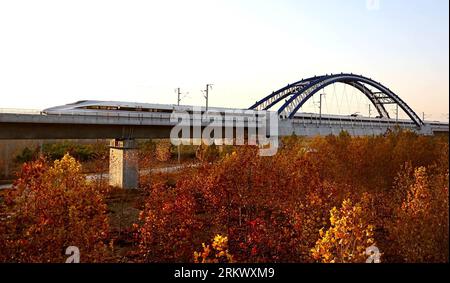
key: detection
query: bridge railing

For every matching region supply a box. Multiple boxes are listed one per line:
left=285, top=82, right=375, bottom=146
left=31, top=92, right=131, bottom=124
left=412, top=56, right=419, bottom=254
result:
left=1, top=107, right=427, bottom=131
left=292, top=114, right=418, bottom=130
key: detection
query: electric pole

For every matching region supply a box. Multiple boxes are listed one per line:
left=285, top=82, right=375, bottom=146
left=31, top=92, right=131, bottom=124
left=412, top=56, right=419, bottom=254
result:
left=175, top=87, right=188, bottom=164
left=319, top=93, right=325, bottom=124
left=203, top=84, right=213, bottom=111
left=368, top=104, right=372, bottom=118
left=176, top=87, right=181, bottom=106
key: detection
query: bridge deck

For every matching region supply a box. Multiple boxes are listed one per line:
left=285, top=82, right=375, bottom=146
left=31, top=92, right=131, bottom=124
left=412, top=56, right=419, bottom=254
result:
left=0, top=112, right=447, bottom=140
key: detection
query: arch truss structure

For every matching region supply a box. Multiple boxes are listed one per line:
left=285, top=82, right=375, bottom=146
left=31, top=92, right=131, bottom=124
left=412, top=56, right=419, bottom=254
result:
left=249, top=74, right=424, bottom=127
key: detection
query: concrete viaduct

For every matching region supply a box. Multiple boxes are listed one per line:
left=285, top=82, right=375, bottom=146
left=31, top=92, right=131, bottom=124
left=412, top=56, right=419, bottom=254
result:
left=1, top=74, right=448, bottom=189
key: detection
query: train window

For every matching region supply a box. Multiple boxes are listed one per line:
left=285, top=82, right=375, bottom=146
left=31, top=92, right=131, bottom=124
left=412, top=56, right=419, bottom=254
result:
left=79, top=105, right=172, bottom=113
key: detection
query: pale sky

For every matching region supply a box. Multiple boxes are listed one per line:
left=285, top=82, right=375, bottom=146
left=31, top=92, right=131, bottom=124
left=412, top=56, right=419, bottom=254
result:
left=0, top=0, right=448, bottom=121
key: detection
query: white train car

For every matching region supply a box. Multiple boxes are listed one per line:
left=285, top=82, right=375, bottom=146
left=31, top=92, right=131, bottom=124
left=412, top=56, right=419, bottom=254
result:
left=42, top=100, right=422, bottom=129
left=43, top=100, right=177, bottom=116
left=42, top=100, right=266, bottom=119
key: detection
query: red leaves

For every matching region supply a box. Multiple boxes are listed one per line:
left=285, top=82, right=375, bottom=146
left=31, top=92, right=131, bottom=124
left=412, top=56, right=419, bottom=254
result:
left=133, top=133, right=448, bottom=263
left=0, top=154, right=110, bottom=263
left=134, top=182, right=203, bottom=263
left=1, top=130, right=447, bottom=263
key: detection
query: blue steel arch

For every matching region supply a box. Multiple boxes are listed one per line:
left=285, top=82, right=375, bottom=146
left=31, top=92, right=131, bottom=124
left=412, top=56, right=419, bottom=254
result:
left=249, top=74, right=423, bottom=127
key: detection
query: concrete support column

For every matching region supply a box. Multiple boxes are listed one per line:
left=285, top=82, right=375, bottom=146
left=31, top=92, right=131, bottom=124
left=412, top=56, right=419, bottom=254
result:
left=109, top=139, right=139, bottom=189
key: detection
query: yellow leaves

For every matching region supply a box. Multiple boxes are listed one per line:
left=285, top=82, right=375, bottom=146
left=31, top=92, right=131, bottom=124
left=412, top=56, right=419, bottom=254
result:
left=366, top=225, right=375, bottom=238
left=49, top=154, right=82, bottom=179
left=193, top=251, right=201, bottom=263
left=2, top=153, right=109, bottom=263
left=212, top=234, right=228, bottom=252
left=193, top=244, right=212, bottom=263
left=45, top=153, right=86, bottom=191
left=329, top=206, right=339, bottom=226
left=388, top=165, right=449, bottom=263
left=401, top=167, right=432, bottom=216
left=155, top=140, right=172, bottom=162
left=194, top=234, right=234, bottom=263
left=133, top=133, right=448, bottom=263
left=319, top=228, right=324, bottom=237
left=311, top=197, right=378, bottom=263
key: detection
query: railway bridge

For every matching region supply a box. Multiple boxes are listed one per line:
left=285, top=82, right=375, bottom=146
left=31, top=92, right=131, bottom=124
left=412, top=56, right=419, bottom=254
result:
left=1, top=74, right=448, bottom=188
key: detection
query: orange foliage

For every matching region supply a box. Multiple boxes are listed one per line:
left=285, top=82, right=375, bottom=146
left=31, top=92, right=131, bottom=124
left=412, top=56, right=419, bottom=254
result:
left=194, top=234, right=234, bottom=263
left=132, top=130, right=448, bottom=263
left=388, top=167, right=449, bottom=262
left=195, top=143, right=220, bottom=162
left=155, top=140, right=172, bottom=162
left=311, top=196, right=376, bottom=263
left=1, top=130, right=447, bottom=263
left=0, top=154, right=109, bottom=263
left=133, top=182, right=202, bottom=262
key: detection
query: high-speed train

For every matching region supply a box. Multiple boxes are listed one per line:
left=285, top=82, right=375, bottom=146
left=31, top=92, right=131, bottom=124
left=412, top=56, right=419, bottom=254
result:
left=43, top=100, right=189, bottom=115
left=42, top=100, right=424, bottom=128
left=42, top=100, right=261, bottom=119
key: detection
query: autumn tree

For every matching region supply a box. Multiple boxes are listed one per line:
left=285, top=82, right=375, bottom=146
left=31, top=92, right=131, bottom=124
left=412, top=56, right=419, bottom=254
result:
left=388, top=167, right=449, bottom=262
left=195, top=143, right=220, bottom=163
left=134, top=182, right=202, bottom=262
left=155, top=140, right=173, bottom=162
left=0, top=154, right=109, bottom=263
left=311, top=197, right=377, bottom=263
left=132, top=131, right=448, bottom=263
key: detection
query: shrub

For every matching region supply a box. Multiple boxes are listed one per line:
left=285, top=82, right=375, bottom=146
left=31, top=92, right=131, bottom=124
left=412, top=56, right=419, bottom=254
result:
left=0, top=154, right=110, bottom=263
left=194, top=235, right=234, bottom=263
left=134, top=182, right=202, bottom=262
left=14, top=147, right=39, bottom=164
left=195, top=143, right=220, bottom=162
left=42, top=141, right=106, bottom=162
left=388, top=167, right=449, bottom=262
left=155, top=140, right=173, bottom=162
left=311, top=197, right=376, bottom=263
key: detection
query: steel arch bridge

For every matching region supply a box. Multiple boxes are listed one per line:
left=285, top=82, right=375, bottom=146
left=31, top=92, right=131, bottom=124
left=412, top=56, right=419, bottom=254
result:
left=249, top=73, right=424, bottom=127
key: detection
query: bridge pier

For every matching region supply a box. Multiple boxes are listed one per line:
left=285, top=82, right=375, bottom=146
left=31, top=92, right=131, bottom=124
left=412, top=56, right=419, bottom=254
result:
left=109, top=139, right=139, bottom=189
